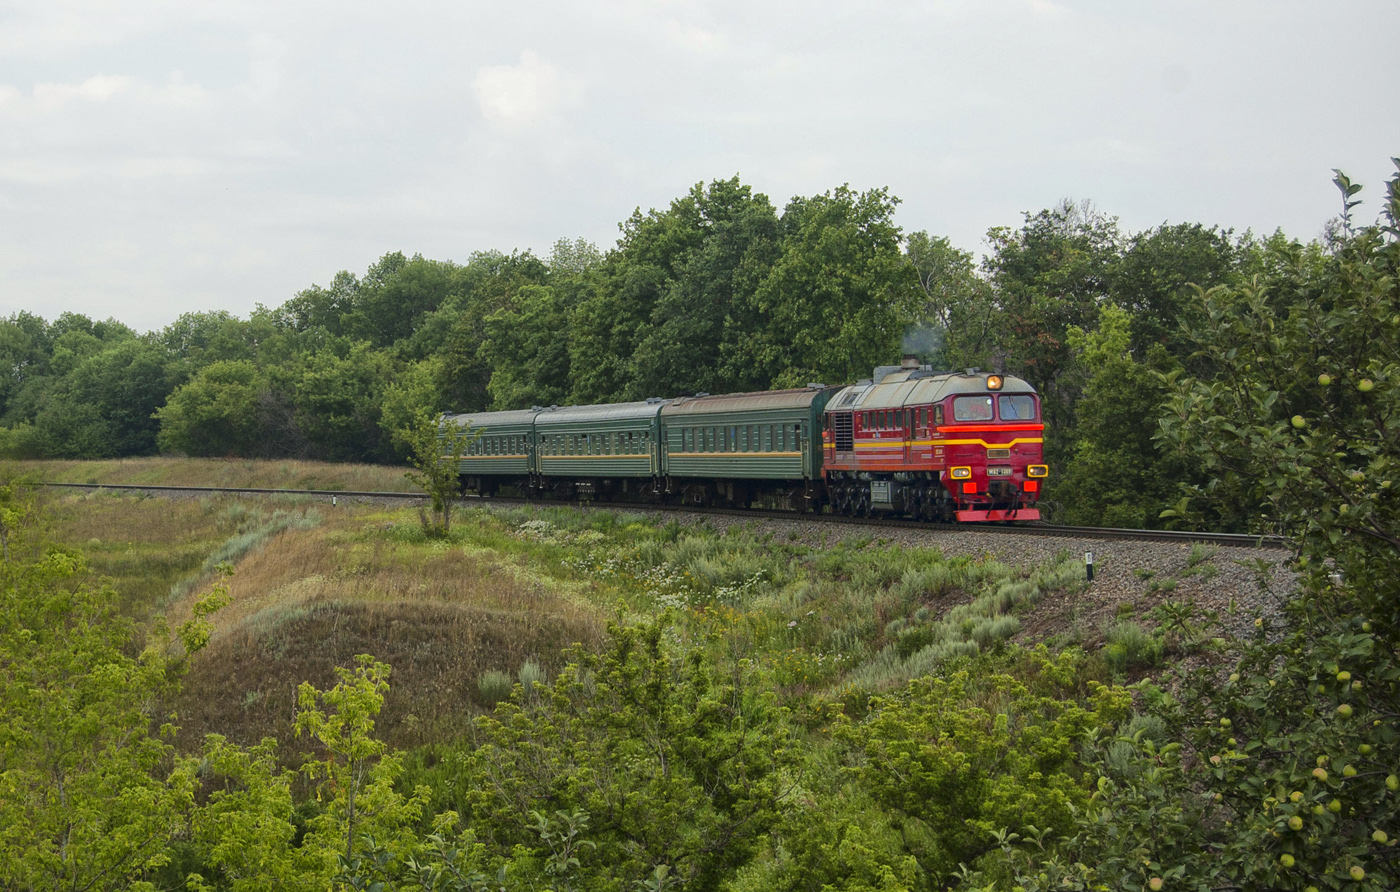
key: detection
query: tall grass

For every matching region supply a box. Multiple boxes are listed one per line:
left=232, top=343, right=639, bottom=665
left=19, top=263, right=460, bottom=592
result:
left=167, top=507, right=321, bottom=603
left=18, top=456, right=419, bottom=492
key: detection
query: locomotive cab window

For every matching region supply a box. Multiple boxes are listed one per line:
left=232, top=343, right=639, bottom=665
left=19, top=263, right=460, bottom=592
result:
left=999, top=395, right=1036, bottom=420
left=953, top=396, right=994, bottom=422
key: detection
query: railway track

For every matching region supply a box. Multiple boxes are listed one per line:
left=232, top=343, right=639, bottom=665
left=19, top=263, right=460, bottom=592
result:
left=41, top=481, right=1289, bottom=549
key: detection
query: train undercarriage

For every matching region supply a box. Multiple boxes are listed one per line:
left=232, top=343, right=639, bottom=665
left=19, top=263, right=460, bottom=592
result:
left=824, top=471, right=1040, bottom=522
left=460, top=472, right=1036, bottom=522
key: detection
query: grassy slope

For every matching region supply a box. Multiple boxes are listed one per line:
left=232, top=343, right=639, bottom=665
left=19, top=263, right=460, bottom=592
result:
left=18, top=456, right=418, bottom=492
left=34, top=459, right=1215, bottom=760
left=40, top=486, right=604, bottom=754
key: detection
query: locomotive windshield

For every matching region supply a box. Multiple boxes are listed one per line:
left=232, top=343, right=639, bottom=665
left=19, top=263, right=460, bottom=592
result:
left=953, top=396, right=994, bottom=421
left=998, top=394, right=1036, bottom=420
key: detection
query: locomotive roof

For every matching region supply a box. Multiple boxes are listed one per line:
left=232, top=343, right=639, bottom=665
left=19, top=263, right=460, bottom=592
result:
left=662, top=387, right=833, bottom=417
left=825, top=370, right=1036, bottom=413
left=533, top=400, right=669, bottom=426
left=442, top=408, right=540, bottom=429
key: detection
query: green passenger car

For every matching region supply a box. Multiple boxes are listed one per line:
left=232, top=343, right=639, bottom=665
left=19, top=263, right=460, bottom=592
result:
left=442, top=408, right=538, bottom=494
left=659, top=386, right=837, bottom=509
left=534, top=400, right=669, bottom=499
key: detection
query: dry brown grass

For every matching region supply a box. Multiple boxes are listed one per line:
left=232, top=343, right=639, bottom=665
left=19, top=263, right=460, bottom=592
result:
left=43, top=490, right=244, bottom=616
left=167, top=511, right=605, bottom=754
left=20, top=457, right=417, bottom=492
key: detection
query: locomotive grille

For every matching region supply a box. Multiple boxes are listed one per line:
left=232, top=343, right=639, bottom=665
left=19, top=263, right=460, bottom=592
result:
left=986, top=448, right=1011, bottom=459
left=833, top=413, right=854, bottom=452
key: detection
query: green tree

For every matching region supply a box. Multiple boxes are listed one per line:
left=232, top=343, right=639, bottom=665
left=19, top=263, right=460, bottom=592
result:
left=295, top=656, right=428, bottom=869
left=630, top=177, right=781, bottom=398
left=401, top=413, right=476, bottom=536
left=740, top=185, right=920, bottom=388
left=904, top=231, right=997, bottom=370
left=156, top=360, right=267, bottom=457
left=269, top=341, right=396, bottom=462
left=1053, top=304, right=1184, bottom=527
left=981, top=200, right=1123, bottom=464
left=1112, top=222, right=1239, bottom=361
left=458, top=619, right=797, bottom=891
left=480, top=284, right=575, bottom=409
left=186, top=735, right=326, bottom=892
left=842, top=654, right=1130, bottom=885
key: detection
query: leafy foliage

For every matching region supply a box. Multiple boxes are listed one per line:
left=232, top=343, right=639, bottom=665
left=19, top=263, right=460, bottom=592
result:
left=455, top=618, right=798, bottom=891
left=0, top=503, right=227, bottom=891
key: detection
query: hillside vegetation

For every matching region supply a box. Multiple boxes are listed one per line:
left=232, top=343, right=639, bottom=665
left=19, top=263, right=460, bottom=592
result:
left=1, top=164, right=1397, bottom=890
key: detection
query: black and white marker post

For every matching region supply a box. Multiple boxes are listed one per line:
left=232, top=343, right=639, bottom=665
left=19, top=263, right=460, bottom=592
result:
left=1085, top=551, right=1095, bottom=582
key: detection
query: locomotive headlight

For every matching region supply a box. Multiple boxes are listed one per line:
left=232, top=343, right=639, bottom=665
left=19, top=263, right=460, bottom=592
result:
left=1027, top=464, right=1049, bottom=478
left=950, top=466, right=972, bottom=479
left=986, top=375, right=1004, bottom=390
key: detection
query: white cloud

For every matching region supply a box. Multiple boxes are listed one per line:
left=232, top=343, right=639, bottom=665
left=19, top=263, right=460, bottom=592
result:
left=664, top=20, right=726, bottom=53
left=33, top=74, right=134, bottom=109
left=473, top=50, right=577, bottom=131
left=246, top=32, right=287, bottom=96
left=0, top=73, right=212, bottom=120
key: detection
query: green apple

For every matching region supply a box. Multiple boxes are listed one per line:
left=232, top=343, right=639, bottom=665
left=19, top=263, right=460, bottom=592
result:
left=1291, top=415, right=1307, bottom=429
left=1358, top=379, right=1374, bottom=392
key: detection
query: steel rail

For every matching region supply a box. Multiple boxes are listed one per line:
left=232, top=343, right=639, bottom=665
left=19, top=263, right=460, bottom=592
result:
left=41, top=481, right=1289, bottom=549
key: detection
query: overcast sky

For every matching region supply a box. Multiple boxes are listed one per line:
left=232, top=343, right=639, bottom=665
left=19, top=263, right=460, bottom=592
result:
left=1, top=0, right=1397, bottom=333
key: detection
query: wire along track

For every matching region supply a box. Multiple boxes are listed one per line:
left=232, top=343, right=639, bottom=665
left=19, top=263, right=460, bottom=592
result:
left=41, top=482, right=1289, bottom=549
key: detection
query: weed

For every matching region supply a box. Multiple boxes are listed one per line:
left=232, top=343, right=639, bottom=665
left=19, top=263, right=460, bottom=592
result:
left=1186, top=542, right=1217, bottom=568
left=1103, top=620, right=1163, bottom=674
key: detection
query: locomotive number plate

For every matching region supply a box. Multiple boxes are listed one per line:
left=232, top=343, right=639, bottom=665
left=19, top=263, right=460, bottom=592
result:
left=987, top=466, right=1012, bottom=477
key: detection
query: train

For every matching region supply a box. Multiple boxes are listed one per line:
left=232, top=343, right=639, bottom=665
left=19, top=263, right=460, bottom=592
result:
left=442, top=356, right=1047, bottom=522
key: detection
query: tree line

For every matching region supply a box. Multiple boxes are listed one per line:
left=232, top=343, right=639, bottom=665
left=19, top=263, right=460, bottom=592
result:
left=0, top=171, right=1386, bottom=530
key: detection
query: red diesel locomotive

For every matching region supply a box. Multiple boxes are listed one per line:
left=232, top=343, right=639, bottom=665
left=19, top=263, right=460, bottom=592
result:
left=821, top=357, right=1047, bottom=522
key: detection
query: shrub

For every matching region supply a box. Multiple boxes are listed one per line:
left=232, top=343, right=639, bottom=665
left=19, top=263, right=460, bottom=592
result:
left=517, top=660, right=546, bottom=691
left=477, top=670, right=513, bottom=705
